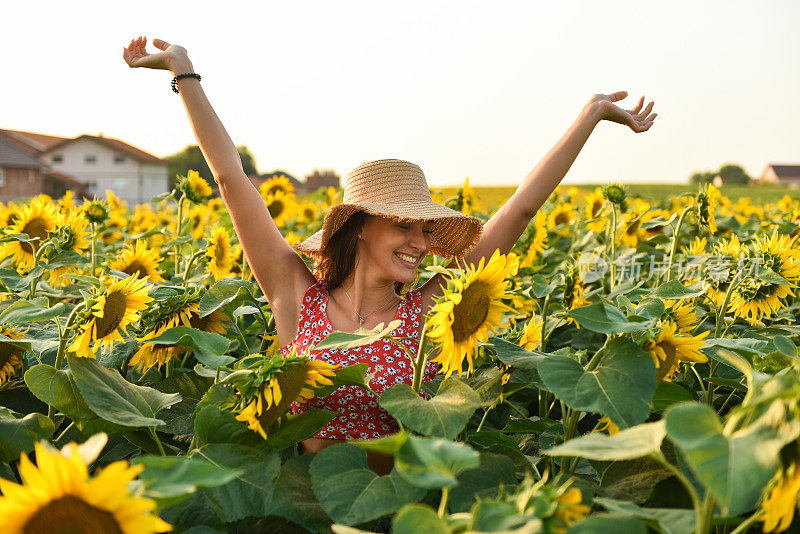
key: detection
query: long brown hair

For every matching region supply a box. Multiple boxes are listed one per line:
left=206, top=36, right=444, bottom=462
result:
left=314, top=211, right=406, bottom=294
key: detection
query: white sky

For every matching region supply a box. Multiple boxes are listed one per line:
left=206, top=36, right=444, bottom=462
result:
left=4, top=1, right=799, bottom=186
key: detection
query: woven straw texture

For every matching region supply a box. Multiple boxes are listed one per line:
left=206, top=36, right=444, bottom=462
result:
left=294, top=159, right=482, bottom=259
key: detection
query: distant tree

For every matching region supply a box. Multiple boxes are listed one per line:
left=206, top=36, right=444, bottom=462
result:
left=166, top=145, right=258, bottom=189
left=717, top=163, right=750, bottom=185
left=688, top=164, right=751, bottom=185
left=689, top=171, right=715, bottom=185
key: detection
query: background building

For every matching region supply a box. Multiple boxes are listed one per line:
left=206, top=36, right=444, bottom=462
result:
left=0, top=129, right=168, bottom=204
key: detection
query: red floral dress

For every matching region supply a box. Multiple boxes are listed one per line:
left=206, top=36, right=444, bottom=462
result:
left=278, top=279, right=438, bottom=440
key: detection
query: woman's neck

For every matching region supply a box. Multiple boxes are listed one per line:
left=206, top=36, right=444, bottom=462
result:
left=332, top=269, right=400, bottom=328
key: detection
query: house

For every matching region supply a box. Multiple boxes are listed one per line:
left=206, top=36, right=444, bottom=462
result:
left=756, top=164, right=800, bottom=187
left=0, top=136, right=87, bottom=202
left=0, top=129, right=169, bottom=205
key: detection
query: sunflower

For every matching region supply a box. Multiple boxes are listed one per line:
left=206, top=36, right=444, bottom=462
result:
left=56, top=189, right=76, bottom=215
left=640, top=208, right=670, bottom=240
left=189, top=309, right=228, bottom=335
left=645, top=321, right=709, bottom=382
left=596, top=416, right=620, bottom=436
left=46, top=211, right=91, bottom=289
left=518, top=315, right=543, bottom=351
left=761, top=463, right=800, bottom=533
left=68, top=275, right=153, bottom=358
left=296, top=202, right=320, bottom=225
left=427, top=250, right=518, bottom=378
left=618, top=200, right=650, bottom=248
left=547, top=203, right=575, bottom=237
left=260, top=175, right=295, bottom=197
left=262, top=191, right=297, bottom=227
left=130, top=301, right=200, bottom=374
left=205, top=226, right=234, bottom=281
left=728, top=234, right=800, bottom=324
left=0, top=435, right=171, bottom=534
left=107, top=240, right=165, bottom=283
left=178, top=169, right=212, bottom=204
left=602, top=183, right=627, bottom=209
left=520, top=212, right=548, bottom=268
left=696, top=184, right=720, bottom=235
left=105, top=189, right=128, bottom=213
left=0, top=325, right=27, bottom=386
left=234, top=356, right=337, bottom=439
left=82, top=199, right=110, bottom=225
left=4, top=197, right=60, bottom=270
left=662, top=300, right=698, bottom=334
left=584, top=188, right=606, bottom=233
left=551, top=487, right=591, bottom=534
left=705, top=235, right=743, bottom=309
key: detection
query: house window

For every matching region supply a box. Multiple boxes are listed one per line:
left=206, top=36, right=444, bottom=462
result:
left=52, top=154, right=63, bottom=163
left=114, top=154, right=126, bottom=164
left=85, top=154, right=97, bottom=165
left=86, top=180, right=97, bottom=192
left=0, top=168, right=5, bottom=188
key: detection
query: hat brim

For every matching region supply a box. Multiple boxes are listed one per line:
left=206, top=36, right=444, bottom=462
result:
left=293, top=200, right=483, bottom=259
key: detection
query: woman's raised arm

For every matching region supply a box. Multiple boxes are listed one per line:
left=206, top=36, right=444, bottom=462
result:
left=462, top=92, right=657, bottom=268
left=123, top=37, right=314, bottom=331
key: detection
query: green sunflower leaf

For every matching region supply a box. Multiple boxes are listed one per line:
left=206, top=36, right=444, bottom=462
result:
left=68, top=355, right=181, bottom=428
left=565, top=302, right=653, bottom=334
left=309, top=443, right=426, bottom=525
left=133, top=454, right=243, bottom=499
left=144, top=326, right=233, bottom=368
left=544, top=421, right=666, bottom=461
left=538, top=338, right=656, bottom=429
left=0, top=406, right=55, bottom=462
left=665, top=402, right=797, bottom=515
left=493, top=337, right=548, bottom=370
left=313, top=320, right=404, bottom=352
left=198, top=279, right=257, bottom=317
left=0, top=299, right=67, bottom=324
left=380, top=379, right=481, bottom=439
left=646, top=280, right=707, bottom=300
left=391, top=504, right=451, bottom=534
left=394, top=435, right=480, bottom=489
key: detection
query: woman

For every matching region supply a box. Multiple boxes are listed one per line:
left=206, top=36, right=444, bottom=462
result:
left=123, top=36, right=656, bottom=471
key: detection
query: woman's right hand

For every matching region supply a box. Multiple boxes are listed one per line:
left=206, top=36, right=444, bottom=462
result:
left=123, top=36, right=192, bottom=74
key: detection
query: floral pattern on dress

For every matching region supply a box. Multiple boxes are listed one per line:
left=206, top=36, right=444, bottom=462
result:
left=278, top=280, right=437, bottom=439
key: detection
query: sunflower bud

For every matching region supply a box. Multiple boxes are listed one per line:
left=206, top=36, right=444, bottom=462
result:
left=602, top=183, right=627, bottom=209
left=178, top=169, right=212, bottom=204
left=83, top=199, right=110, bottom=225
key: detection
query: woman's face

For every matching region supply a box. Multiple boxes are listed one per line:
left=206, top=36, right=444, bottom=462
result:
left=358, top=216, right=433, bottom=284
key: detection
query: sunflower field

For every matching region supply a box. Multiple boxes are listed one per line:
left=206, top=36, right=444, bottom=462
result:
left=2, top=173, right=800, bottom=534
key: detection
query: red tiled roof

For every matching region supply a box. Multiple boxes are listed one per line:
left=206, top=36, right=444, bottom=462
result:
left=43, top=134, right=166, bottom=165
left=43, top=169, right=86, bottom=188
left=1, top=129, right=69, bottom=151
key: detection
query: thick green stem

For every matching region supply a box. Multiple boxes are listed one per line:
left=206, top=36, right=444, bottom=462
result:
left=149, top=427, right=166, bottom=456
left=49, top=302, right=86, bottom=420
left=538, top=294, right=553, bottom=418
left=650, top=452, right=702, bottom=526
left=181, top=249, right=206, bottom=286
left=695, top=494, right=716, bottom=534
left=476, top=409, right=491, bottom=433
left=231, top=316, right=249, bottom=354
left=715, top=271, right=743, bottom=338
left=412, top=321, right=429, bottom=394
left=610, top=203, right=618, bottom=289
left=91, top=222, right=97, bottom=277
left=175, top=196, right=186, bottom=279
left=666, top=206, right=693, bottom=282
left=29, top=241, right=54, bottom=298
left=437, top=486, right=450, bottom=518
left=729, top=510, right=763, bottom=534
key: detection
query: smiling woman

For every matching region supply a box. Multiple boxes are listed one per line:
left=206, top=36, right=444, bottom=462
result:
left=122, top=34, right=656, bottom=471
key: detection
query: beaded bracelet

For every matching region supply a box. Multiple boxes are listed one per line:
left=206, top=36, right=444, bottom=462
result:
left=171, top=73, right=202, bottom=94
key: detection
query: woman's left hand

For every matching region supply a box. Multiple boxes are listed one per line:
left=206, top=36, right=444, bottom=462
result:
left=588, top=91, right=657, bottom=133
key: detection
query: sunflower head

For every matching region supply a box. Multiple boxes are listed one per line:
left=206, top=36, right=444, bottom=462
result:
left=107, top=240, right=165, bottom=283
left=696, top=184, right=718, bottom=235
left=645, top=321, right=709, bottom=382
left=232, top=353, right=337, bottom=439
left=261, top=191, right=297, bottom=226
left=49, top=211, right=90, bottom=254
left=427, top=250, right=518, bottom=378
left=68, top=275, right=153, bottom=358
left=0, top=433, right=171, bottom=534
left=445, top=177, right=478, bottom=215
left=260, top=175, right=295, bottom=197
left=602, top=183, right=627, bottom=209
left=205, top=226, right=234, bottom=281
left=0, top=324, right=27, bottom=386
left=5, top=197, right=60, bottom=269
left=178, top=170, right=213, bottom=204
left=82, top=199, right=110, bottom=225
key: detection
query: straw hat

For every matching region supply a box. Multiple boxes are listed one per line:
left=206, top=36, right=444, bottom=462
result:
left=294, top=159, right=483, bottom=259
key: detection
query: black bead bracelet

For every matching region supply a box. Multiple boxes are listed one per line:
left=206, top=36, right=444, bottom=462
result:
left=171, top=73, right=202, bottom=94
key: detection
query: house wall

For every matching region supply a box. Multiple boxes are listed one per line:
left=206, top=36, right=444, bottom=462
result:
left=46, top=138, right=168, bottom=205
left=0, top=167, right=42, bottom=202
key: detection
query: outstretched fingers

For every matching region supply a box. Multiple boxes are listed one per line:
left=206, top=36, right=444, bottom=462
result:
left=607, top=91, right=628, bottom=102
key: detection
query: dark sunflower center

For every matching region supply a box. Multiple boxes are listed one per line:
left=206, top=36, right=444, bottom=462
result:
left=591, top=201, right=602, bottom=218
left=21, top=217, right=50, bottom=255
left=22, top=494, right=124, bottom=534
left=0, top=343, right=23, bottom=374
left=554, top=213, right=569, bottom=226
left=190, top=315, right=209, bottom=330
left=95, top=291, right=128, bottom=339
left=451, top=281, right=491, bottom=343
left=626, top=220, right=641, bottom=235
left=123, top=261, right=149, bottom=278
left=655, top=341, right=679, bottom=383
left=267, top=185, right=285, bottom=196
left=214, top=241, right=227, bottom=263
left=267, top=200, right=284, bottom=218
left=258, top=363, right=308, bottom=430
